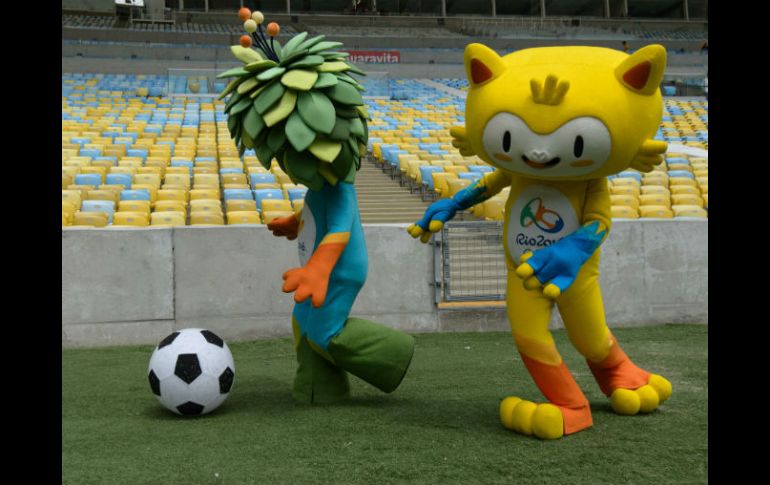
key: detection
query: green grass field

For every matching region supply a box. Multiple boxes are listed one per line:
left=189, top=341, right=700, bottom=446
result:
left=62, top=324, right=707, bottom=485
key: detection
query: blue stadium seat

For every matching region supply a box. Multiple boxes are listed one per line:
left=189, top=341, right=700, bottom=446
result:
left=419, top=166, right=444, bottom=191
left=220, top=168, right=244, bottom=175
left=468, top=166, right=494, bottom=174
left=253, top=189, right=284, bottom=211
left=81, top=200, right=115, bottom=223
left=668, top=170, right=695, bottom=179
left=105, top=173, right=132, bottom=189
left=223, top=188, right=254, bottom=201
left=616, top=171, right=642, bottom=183
left=74, top=173, right=103, bottom=186
left=250, top=173, right=276, bottom=188
left=287, top=188, right=308, bottom=201
left=120, top=189, right=151, bottom=201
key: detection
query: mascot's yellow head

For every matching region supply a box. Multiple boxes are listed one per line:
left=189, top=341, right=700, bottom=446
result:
left=463, top=44, right=666, bottom=180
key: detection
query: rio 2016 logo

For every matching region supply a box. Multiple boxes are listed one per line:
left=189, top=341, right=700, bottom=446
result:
left=520, top=197, right=565, bottom=234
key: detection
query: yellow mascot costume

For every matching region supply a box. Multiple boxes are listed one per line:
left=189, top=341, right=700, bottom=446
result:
left=408, top=44, right=673, bottom=439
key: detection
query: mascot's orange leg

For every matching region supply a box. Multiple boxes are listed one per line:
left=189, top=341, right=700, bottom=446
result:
left=557, top=267, right=672, bottom=416
left=499, top=274, right=593, bottom=439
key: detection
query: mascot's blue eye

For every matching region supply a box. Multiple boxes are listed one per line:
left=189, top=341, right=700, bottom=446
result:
left=573, top=135, right=584, bottom=157
left=503, top=131, right=511, bottom=152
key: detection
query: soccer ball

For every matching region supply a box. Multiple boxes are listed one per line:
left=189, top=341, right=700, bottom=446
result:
left=147, top=328, right=235, bottom=416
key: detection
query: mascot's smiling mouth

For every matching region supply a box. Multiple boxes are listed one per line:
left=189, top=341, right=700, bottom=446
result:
left=522, top=155, right=561, bottom=169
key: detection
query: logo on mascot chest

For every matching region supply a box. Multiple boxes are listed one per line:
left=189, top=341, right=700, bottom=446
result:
left=520, top=197, right=564, bottom=234
left=507, top=185, right=579, bottom=262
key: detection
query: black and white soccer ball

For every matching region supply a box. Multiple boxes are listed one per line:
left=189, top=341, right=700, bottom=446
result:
left=147, top=328, right=235, bottom=416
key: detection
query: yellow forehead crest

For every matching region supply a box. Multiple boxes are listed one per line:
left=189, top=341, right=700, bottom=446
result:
left=530, top=74, right=570, bottom=106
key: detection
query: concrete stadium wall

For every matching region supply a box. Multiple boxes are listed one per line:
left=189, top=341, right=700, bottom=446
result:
left=62, top=220, right=707, bottom=348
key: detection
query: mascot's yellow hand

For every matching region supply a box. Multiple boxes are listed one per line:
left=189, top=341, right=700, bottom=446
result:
left=449, top=125, right=474, bottom=156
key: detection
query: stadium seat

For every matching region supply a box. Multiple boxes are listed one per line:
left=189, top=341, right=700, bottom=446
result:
left=150, top=211, right=186, bottom=227
left=639, top=206, right=674, bottom=218
left=112, top=211, right=150, bottom=227
left=157, top=189, right=188, bottom=203
left=190, top=212, right=225, bottom=225
left=611, top=205, right=639, bottom=219
left=227, top=211, right=262, bottom=225
left=75, top=173, right=103, bottom=186
left=610, top=194, right=640, bottom=209
left=118, top=200, right=151, bottom=214
left=431, top=172, right=458, bottom=198
left=254, top=189, right=284, bottom=211
left=189, top=200, right=223, bottom=215
left=482, top=197, right=505, bottom=220
left=224, top=188, right=254, bottom=201
left=73, top=211, right=109, bottom=227
left=262, top=211, right=294, bottom=224
left=154, top=200, right=187, bottom=215
left=250, top=173, right=277, bottom=189
left=105, top=173, right=132, bottom=189
left=260, top=199, right=293, bottom=213
left=672, top=205, right=708, bottom=218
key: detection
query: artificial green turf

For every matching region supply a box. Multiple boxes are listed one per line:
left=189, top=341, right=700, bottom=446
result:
left=62, top=324, right=707, bottom=485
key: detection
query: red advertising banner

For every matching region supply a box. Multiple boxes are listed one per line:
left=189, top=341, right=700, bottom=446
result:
left=343, top=50, right=401, bottom=64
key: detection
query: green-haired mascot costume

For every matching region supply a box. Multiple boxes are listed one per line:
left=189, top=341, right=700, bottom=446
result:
left=220, top=9, right=415, bottom=403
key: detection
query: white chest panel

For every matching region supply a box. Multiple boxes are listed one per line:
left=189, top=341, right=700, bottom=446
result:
left=506, top=184, right=580, bottom=263
left=297, top=207, right=316, bottom=267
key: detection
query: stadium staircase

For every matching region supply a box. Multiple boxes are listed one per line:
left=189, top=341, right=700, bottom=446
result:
left=356, top=158, right=431, bottom=223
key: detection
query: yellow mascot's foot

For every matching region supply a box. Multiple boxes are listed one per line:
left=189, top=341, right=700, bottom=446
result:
left=610, top=374, right=672, bottom=415
left=499, top=397, right=565, bottom=440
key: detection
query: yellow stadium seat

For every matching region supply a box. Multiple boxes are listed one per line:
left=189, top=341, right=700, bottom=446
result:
left=639, top=193, right=670, bottom=207
left=611, top=205, right=639, bottom=219
left=482, top=197, right=506, bottom=221
left=703, top=194, right=708, bottom=206
left=189, top=200, right=223, bottom=214
left=447, top=178, right=472, bottom=198
left=62, top=200, right=77, bottom=216
left=292, top=199, right=304, bottom=213
left=670, top=185, right=700, bottom=196
left=194, top=174, right=220, bottom=188
left=112, top=211, right=150, bottom=227
left=610, top=185, right=640, bottom=197
left=87, top=189, right=120, bottom=204
left=640, top=185, right=669, bottom=195
left=157, top=189, right=188, bottom=203
left=444, top=165, right=468, bottom=175
left=73, top=211, right=109, bottom=227
left=671, top=194, right=703, bottom=207
left=262, top=211, right=295, bottom=224
left=227, top=211, right=262, bottom=225
left=189, top=189, right=220, bottom=201
left=260, top=199, right=293, bottom=213
left=190, top=212, right=225, bottom=225
left=134, top=173, right=162, bottom=189
left=62, top=190, right=83, bottom=209
left=611, top=177, right=640, bottom=187
left=150, top=211, right=186, bottom=227
left=164, top=173, right=191, bottom=189
left=668, top=177, right=697, bottom=187
left=221, top=173, right=247, bottom=186
left=639, top=206, right=674, bottom=218
left=672, top=205, right=708, bottom=218
left=62, top=212, right=72, bottom=226
left=118, top=200, right=151, bottom=214
left=610, top=194, right=639, bottom=209
left=154, top=200, right=187, bottom=214
left=431, top=172, right=459, bottom=198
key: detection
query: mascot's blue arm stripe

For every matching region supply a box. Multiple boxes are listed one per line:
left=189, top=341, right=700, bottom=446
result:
left=453, top=180, right=489, bottom=211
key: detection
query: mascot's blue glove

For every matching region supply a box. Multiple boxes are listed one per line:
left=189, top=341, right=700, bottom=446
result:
left=407, top=181, right=487, bottom=243
left=515, top=221, right=607, bottom=299
left=406, top=198, right=460, bottom=243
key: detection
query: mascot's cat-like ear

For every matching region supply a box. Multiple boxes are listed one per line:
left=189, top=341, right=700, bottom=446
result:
left=615, top=44, right=667, bottom=95
left=464, top=43, right=507, bottom=87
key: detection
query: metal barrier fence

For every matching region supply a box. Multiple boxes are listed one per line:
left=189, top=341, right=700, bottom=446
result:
left=435, top=221, right=507, bottom=302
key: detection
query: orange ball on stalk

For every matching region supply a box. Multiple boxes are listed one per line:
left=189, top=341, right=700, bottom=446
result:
left=238, top=7, right=251, bottom=21
left=266, top=22, right=280, bottom=37
left=239, top=35, right=252, bottom=48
